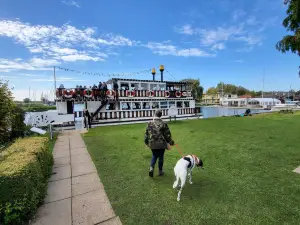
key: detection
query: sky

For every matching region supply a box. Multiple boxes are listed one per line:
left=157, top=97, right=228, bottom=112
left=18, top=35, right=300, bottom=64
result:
left=0, top=0, right=299, bottom=101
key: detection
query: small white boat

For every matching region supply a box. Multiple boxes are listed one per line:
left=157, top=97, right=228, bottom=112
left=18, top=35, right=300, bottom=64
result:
left=271, top=102, right=300, bottom=112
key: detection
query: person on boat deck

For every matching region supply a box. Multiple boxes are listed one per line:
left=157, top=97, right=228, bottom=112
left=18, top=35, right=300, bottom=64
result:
left=113, top=80, right=119, bottom=101
left=101, top=82, right=108, bottom=100
left=144, top=110, right=175, bottom=177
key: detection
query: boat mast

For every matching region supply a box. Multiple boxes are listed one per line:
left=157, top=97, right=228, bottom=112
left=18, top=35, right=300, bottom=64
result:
left=261, top=68, right=265, bottom=107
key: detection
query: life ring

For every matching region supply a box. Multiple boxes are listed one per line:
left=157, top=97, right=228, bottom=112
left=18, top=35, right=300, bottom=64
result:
left=186, top=91, right=192, bottom=97
left=181, top=91, right=187, bottom=97
left=175, top=91, right=181, bottom=98
left=106, top=90, right=115, bottom=97
left=84, top=89, right=93, bottom=98
left=146, top=90, right=154, bottom=97
left=127, top=90, right=135, bottom=97
left=165, top=91, right=170, bottom=97
left=64, top=89, right=74, bottom=98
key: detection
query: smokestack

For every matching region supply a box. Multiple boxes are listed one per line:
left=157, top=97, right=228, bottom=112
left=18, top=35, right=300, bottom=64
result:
left=151, top=68, right=156, bottom=81
left=159, top=65, right=164, bottom=82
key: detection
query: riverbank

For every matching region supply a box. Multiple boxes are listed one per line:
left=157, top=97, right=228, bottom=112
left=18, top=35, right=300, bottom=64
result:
left=83, top=112, right=300, bottom=225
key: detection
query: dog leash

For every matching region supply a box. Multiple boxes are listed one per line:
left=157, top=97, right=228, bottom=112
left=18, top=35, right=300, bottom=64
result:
left=173, top=144, right=184, bottom=158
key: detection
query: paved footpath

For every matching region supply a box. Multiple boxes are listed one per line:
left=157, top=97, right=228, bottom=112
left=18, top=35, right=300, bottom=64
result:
left=31, top=130, right=122, bottom=225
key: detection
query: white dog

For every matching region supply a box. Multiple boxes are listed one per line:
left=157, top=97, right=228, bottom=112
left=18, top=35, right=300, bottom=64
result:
left=173, top=154, right=204, bottom=201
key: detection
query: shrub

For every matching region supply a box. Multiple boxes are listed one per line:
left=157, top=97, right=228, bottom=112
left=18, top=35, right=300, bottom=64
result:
left=0, top=80, right=14, bottom=145
left=0, top=137, right=53, bottom=224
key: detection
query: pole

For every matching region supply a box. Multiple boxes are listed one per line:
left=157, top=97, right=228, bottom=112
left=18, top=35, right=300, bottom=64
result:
left=53, top=66, right=56, bottom=99
left=262, top=68, right=265, bottom=107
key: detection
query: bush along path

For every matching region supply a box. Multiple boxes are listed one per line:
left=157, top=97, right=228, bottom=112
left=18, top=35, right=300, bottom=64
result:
left=0, top=137, right=54, bottom=224
left=30, top=131, right=122, bottom=225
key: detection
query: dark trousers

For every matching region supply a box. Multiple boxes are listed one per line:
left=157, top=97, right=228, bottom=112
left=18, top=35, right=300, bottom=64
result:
left=150, top=149, right=165, bottom=171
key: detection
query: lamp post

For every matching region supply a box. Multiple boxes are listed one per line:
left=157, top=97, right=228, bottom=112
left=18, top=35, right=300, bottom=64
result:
left=152, top=68, right=156, bottom=81
left=159, top=65, right=164, bottom=82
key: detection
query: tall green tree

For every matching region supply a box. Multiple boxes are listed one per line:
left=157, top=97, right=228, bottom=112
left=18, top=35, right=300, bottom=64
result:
left=276, top=0, right=300, bottom=55
left=180, top=78, right=204, bottom=100
left=0, top=80, right=14, bottom=145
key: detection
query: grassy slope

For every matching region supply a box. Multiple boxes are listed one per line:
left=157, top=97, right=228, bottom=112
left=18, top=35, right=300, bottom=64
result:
left=83, top=113, right=300, bottom=225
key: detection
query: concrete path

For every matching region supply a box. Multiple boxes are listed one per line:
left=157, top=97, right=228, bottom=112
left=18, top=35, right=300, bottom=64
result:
left=31, top=131, right=122, bottom=225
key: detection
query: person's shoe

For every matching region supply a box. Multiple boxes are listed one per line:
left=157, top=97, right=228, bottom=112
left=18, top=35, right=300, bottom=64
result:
left=159, top=170, right=164, bottom=176
left=149, top=167, right=154, bottom=177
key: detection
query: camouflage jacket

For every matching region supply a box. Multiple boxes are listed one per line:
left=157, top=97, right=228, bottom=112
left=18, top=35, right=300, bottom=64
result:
left=144, top=118, right=174, bottom=150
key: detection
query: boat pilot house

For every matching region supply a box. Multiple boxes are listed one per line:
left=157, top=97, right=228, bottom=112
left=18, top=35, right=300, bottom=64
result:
left=55, top=69, right=198, bottom=124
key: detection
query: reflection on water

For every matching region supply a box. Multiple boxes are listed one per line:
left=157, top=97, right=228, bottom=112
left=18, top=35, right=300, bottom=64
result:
left=201, top=107, right=268, bottom=119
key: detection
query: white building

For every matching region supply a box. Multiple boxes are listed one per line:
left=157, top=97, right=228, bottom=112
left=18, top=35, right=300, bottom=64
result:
left=220, top=97, right=281, bottom=108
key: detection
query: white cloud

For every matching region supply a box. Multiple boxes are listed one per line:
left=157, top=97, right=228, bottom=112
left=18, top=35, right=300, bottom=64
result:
left=246, top=16, right=258, bottom=26
left=60, top=54, right=104, bottom=62
left=211, top=43, right=226, bottom=51
left=232, top=10, right=246, bottom=21
left=234, top=35, right=262, bottom=46
left=145, top=42, right=215, bottom=57
left=199, top=26, right=244, bottom=46
left=176, top=24, right=194, bottom=35
left=0, top=20, right=134, bottom=65
left=62, top=0, right=80, bottom=8
left=0, top=58, right=59, bottom=72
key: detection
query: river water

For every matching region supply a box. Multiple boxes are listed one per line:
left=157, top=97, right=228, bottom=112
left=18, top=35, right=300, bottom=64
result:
left=200, top=106, right=269, bottom=118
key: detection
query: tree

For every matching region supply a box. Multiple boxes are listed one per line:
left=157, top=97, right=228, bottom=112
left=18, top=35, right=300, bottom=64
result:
left=276, top=0, right=300, bottom=55
left=180, top=78, right=204, bottom=100
left=10, top=105, right=26, bottom=140
left=206, top=87, right=218, bottom=94
left=23, top=98, right=30, bottom=103
left=0, top=80, right=14, bottom=145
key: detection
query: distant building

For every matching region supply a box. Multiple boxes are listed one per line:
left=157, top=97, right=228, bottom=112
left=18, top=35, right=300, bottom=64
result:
left=202, top=93, right=221, bottom=105
left=220, top=97, right=280, bottom=108
left=203, top=93, right=238, bottom=105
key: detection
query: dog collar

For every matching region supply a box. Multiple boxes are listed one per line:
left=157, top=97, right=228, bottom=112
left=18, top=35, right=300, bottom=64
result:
left=183, top=156, right=194, bottom=168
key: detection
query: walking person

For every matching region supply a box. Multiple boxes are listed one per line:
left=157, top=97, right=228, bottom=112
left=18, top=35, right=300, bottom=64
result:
left=84, top=109, right=91, bottom=129
left=144, top=110, right=175, bottom=177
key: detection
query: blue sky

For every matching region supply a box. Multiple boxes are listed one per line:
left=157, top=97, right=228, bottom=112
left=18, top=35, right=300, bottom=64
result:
left=0, top=0, right=299, bottom=100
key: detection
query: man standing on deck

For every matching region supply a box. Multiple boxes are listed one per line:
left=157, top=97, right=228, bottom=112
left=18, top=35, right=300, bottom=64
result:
left=144, top=110, right=175, bottom=177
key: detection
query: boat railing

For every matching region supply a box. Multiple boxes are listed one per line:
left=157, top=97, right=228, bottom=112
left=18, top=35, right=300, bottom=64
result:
left=55, top=88, right=193, bottom=100
left=74, top=108, right=195, bottom=120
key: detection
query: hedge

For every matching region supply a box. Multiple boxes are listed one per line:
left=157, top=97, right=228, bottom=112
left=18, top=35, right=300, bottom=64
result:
left=0, top=137, right=54, bottom=224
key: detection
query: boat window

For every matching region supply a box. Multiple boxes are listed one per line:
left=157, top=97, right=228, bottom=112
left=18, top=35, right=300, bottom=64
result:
left=160, top=101, right=168, bottom=109
left=184, top=101, right=190, bottom=107
left=142, top=102, right=151, bottom=109
left=158, top=84, right=166, bottom=91
left=133, top=102, right=141, bottom=110
left=181, top=85, right=186, bottom=91
left=152, top=102, right=159, bottom=109
left=150, top=83, right=158, bottom=90
left=140, top=83, right=148, bottom=90
left=131, top=83, right=139, bottom=90
left=176, top=102, right=183, bottom=108
left=169, top=101, right=176, bottom=107
left=120, top=82, right=129, bottom=91
left=121, top=102, right=131, bottom=110
left=106, top=103, right=115, bottom=110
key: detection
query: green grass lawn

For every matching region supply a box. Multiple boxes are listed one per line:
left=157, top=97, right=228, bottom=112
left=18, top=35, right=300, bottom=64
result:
left=83, top=113, right=300, bottom=225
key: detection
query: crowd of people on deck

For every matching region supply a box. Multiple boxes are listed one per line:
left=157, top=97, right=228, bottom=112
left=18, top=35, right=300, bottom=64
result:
left=59, top=80, right=119, bottom=101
